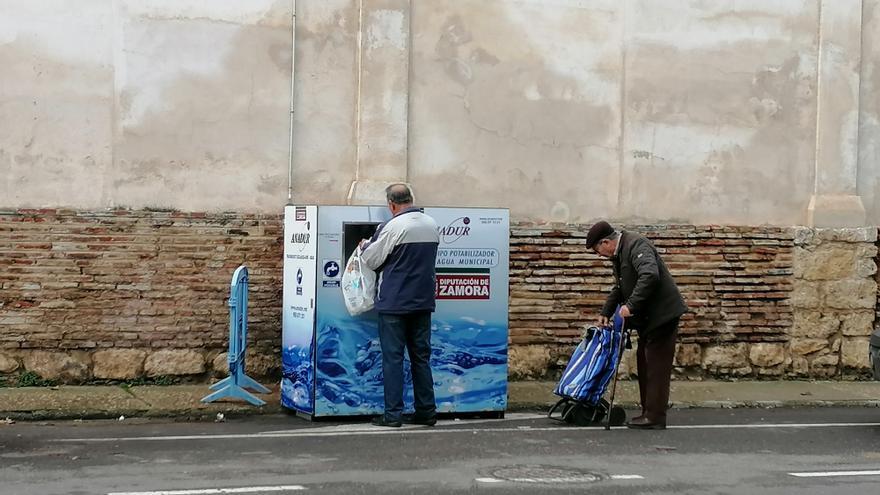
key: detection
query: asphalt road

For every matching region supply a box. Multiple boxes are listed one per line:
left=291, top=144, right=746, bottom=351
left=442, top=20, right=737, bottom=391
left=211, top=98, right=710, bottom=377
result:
left=2, top=407, right=880, bottom=495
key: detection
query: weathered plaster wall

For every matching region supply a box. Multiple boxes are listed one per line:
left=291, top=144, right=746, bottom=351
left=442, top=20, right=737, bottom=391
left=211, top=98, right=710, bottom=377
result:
left=0, top=1, right=115, bottom=208
left=1, top=0, right=878, bottom=227
left=111, top=1, right=293, bottom=211
left=1, top=0, right=298, bottom=211
left=621, top=0, right=819, bottom=226
left=290, top=0, right=360, bottom=205
left=409, top=0, right=820, bottom=225
left=860, top=0, right=880, bottom=223
left=409, top=0, right=623, bottom=222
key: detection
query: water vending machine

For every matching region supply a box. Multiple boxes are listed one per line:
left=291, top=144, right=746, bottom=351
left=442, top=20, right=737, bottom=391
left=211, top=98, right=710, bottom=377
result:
left=280, top=205, right=509, bottom=418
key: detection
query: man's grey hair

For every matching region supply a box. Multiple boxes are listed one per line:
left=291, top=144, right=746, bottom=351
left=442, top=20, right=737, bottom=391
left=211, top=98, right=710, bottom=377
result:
left=385, top=183, right=414, bottom=205
left=602, top=231, right=620, bottom=243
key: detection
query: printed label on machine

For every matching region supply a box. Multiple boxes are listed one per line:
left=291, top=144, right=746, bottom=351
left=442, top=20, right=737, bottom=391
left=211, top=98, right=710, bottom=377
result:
left=436, top=270, right=491, bottom=300
left=436, top=248, right=498, bottom=268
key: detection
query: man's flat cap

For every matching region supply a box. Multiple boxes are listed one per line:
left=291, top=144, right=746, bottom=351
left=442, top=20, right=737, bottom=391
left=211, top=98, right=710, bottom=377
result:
left=585, top=220, right=615, bottom=249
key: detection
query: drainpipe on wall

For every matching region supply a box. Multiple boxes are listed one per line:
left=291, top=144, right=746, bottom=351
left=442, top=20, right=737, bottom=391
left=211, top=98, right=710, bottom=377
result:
left=287, top=0, right=297, bottom=205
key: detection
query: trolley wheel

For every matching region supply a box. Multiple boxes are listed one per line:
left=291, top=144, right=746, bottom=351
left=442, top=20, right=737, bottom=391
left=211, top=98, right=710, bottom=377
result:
left=567, top=403, right=606, bottom=426
left=607, top=405, right=626, bottom=427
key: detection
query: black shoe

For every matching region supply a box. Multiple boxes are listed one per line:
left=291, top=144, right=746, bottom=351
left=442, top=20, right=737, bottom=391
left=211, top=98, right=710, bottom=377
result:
left=371, top=416, right=402, bottom=428
left=625, top=417, right=666, bottom=430
left=402, top=414, right=437, bottom=426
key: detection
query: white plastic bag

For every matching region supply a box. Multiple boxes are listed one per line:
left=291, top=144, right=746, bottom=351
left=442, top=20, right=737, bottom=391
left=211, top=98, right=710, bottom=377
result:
left=342, top=246, right=377, bottom=316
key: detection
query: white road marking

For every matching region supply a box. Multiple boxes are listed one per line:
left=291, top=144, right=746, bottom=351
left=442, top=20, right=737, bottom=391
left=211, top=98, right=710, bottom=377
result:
left=258, top=413, right=546, bottom=435
left=667, top=422, right=880, bottom=430
left=475, top=474, right=644, bottom=484
left=788, top=470, right=880, bottom=478
left=454, top=413, right=547, bottom=424
left=55, top=421, right=880, bottom=443
left=107, top=486, right=306, bottom=495
left=474, top=478, right=504, bottom=483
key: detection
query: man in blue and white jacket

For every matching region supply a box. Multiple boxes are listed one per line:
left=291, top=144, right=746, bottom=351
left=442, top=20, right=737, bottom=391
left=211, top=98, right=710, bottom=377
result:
left=360, top=183, right=440, bottom=427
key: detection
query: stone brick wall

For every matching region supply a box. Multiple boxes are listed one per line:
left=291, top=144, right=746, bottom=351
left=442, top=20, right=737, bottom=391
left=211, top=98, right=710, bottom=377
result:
left=1, top=209, right=878, bottom=384
left=0, top=209, right=283, bottom=382
left=789, top=228, right=879, bottom=377
left=508, top=224, right=879, bottom=380
left=876, top=228, right=880, bottom=335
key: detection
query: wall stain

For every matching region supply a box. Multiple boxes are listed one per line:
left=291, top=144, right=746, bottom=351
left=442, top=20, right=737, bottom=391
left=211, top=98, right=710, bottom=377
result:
left=1, top=30, right=113, bottom=208
left=465, top=61, right=613, bottom=148
left=114, top=4, right=294, bottom=211
left=410, top=1, right=620, bottom=223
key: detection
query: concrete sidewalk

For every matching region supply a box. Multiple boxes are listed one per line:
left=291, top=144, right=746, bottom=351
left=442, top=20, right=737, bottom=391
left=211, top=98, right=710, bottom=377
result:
left=1, top=380, right=879, bottom=421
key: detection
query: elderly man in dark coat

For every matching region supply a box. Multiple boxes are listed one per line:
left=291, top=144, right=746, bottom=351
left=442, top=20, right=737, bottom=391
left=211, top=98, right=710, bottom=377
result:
left=586, top=220, right=687, bottom=430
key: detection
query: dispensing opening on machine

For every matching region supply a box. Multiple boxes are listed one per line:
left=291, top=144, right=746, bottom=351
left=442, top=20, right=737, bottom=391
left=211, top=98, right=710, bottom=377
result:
left=342, top=222, right=380, bottom=263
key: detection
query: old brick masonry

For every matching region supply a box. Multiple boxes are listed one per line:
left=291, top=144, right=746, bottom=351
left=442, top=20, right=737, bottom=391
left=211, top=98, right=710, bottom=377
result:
left=0, top=209, right=877, bottom=383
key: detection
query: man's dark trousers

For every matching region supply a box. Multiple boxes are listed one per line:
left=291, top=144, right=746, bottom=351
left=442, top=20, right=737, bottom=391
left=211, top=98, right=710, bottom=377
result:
left=635, top=318, right=679, bottom=423
left=378, top=311, right=437, bottom=422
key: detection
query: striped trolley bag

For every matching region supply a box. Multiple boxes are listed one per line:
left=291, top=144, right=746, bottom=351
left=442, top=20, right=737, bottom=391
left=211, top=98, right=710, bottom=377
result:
left=548, top=311, right=629, bottom=427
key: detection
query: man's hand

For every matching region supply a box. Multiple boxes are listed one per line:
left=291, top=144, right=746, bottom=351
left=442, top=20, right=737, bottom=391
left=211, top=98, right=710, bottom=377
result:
left=618, top=304, right=632, bottom=318
left=597, top=315, right=610, bottom=327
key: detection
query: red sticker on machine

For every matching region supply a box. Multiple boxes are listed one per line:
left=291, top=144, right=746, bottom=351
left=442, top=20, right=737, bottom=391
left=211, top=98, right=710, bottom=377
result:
left=436, top=275, right=490, bottom=300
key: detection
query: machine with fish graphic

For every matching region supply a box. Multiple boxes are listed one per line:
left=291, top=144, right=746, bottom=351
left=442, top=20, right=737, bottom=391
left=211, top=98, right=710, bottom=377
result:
left=280, top=205, right=509, bottom=418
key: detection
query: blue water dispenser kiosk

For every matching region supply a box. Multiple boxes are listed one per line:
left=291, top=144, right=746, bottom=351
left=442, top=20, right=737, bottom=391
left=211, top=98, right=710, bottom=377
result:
left=280, top=205, right=509, bottom=418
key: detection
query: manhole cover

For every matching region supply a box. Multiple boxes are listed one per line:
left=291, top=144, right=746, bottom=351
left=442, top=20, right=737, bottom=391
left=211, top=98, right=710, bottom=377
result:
left=488, top=465, right=602, bottom=484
